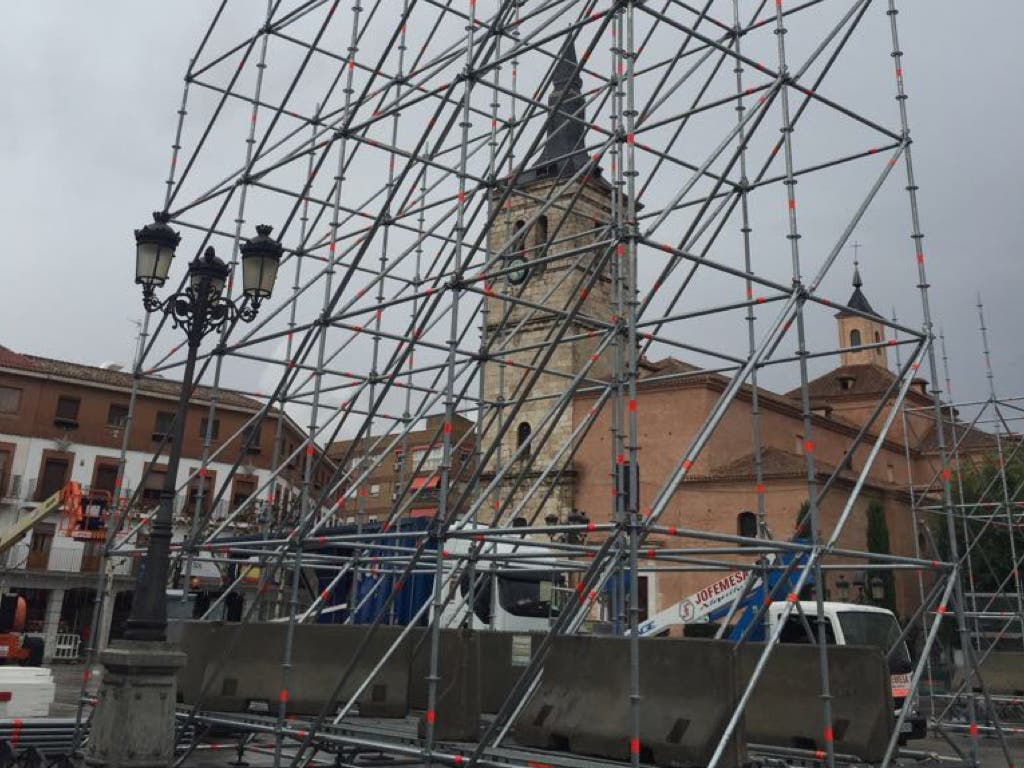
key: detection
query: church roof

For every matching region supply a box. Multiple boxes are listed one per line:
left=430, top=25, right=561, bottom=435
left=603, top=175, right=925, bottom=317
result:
left=712, top=446, right=809, bottom=478
left=915, top=418, right=1001, bottom=455
left=788, top=363, right=902, bottom=400
left=639, top=356, right=700, bottom=378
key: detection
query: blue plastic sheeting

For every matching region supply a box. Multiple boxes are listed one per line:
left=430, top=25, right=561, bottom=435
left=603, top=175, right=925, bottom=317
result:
left=313, top=516, right=436, bottom=626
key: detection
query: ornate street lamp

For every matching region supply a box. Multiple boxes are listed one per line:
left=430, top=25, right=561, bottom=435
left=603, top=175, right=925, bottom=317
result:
left=123, top=221, right=282, bottom=642
left=88, top=219, right=284, bottom=767
left=134, top=212, right=181, bottom=292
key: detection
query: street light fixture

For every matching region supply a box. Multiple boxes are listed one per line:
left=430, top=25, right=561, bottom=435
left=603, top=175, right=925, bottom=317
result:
left=835, top=574, right=851, bottom=603
left=134, top=212, right=181, bottom=291
left=88, top=218, right=283, bottom=766
left=869, top=574, right=886, bottom=603
left=125, top=220, right=281, bottom=643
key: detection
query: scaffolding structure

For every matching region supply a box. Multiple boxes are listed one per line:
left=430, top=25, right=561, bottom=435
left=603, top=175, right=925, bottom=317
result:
left=899, top=314, right=1024, bottom=747
left=72, top=1, right=1020, bottom=766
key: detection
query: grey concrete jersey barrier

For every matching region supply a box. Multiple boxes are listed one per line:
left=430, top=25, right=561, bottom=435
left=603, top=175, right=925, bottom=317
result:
left=954, top=651, right=1024, bottom=695
left=515, top=636, right=744, bottom=768
left=176, top=623, right=894, bottom=765
left=408, top=628, right=482, bottom=742
left=739, top=642, right=894, bottom=763
left=477, top=631, right=541, bottom=715
left=176, top=622, right=412, bottom=717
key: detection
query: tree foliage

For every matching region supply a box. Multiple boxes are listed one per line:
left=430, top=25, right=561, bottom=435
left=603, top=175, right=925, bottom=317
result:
left=865, top=498, right=897, bottom=613
left=931, top=453, right=1024, bottom=593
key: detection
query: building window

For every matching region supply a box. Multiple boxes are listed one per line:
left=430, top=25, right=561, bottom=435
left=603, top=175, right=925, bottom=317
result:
left=187, top=470, right=214, bottom=518
left=512, top=219, right=526, bottom=256
left=55, top=396, right=81, bottom=427
left=231, top=477, right=256, bottom=513
left=886, top=464, right=895, bottom=483
left=0, top=387, right=22, bottom=415
left=153, top=411, right=175, bottom=441
left=242, top=423, right=262, bottom=454
left=850, top=329, right=862, bottom=348
left=200, top=417, right=220, bottom=440
left=412, top=445, right=443, bottom=471
left=737, top=510, right=758, bottom=540
left=517, top=422, right=532, bottom=451
left=141, top=466, right=167, bottom=507
left=535, top=215, right=549, bottom=252
left=37, top=456, right=70, bottom=500
left=107, top=403, right=129, bottom=429
left=369, top=484, right=381, bottom=497
left=93, top=462, right=120, bottom=494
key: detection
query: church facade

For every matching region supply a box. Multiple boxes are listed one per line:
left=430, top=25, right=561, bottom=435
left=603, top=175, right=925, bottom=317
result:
left=474, top=42, right=986, bottom=624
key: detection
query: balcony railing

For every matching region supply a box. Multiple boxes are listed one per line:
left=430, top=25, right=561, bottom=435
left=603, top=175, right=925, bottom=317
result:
left=1, top=475, right=35, bottom=502
left=3, top=540, right=134, bottom=577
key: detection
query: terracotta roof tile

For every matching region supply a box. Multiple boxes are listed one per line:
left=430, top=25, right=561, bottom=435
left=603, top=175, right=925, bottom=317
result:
left=0, top=346, right=262, bottom=411
left=0, top=345, right=39, bottom=371
left=788, top=364, right=900, bottom=400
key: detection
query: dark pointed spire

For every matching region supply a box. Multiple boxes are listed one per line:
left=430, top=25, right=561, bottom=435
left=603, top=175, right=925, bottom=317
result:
left=842, top=258, right=880, bottom=317
left=549, top=37, right=582, bottom=97
left=536, top=38, right=588, bottom=174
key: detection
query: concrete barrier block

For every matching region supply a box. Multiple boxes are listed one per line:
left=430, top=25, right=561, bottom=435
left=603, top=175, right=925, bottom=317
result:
left=515, top=636, right=743, bottom=768
left=412, top=628, right=481, bottom=742
left=477, top=631, right=538, bottom=715
left=177, top=622, right=411, bottom=717
left=739, top=642, right=893, bottom=763
left=961, top=651, right=1024, bottom=695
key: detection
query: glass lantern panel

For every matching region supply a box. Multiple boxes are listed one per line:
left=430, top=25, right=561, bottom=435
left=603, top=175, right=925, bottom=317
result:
left=136, top=242, right=160, bottom=285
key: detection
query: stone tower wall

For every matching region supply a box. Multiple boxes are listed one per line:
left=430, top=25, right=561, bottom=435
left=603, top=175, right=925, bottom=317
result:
left=479, top=177, right=617, bottom=523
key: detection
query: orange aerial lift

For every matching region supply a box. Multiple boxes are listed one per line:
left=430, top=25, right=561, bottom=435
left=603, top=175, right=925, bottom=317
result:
left=59, top=481, right=111, bottom=540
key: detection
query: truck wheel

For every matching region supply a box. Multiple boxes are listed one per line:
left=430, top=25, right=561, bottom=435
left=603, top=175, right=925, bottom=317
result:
left=20, top=637, right=43, bottom=667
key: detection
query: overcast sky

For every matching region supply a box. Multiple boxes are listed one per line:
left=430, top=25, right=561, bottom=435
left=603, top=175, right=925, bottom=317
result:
left=1, top=2, right=1022, bottom=420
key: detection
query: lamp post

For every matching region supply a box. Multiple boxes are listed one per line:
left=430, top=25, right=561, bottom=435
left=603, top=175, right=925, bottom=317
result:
left=868, top=574, right=886, bottom=604
left=835, top=574, right=851, bottom=603
left=86, top=215, right=281, bottom=768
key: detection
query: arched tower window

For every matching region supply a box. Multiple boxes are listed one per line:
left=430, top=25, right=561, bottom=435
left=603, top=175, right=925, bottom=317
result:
left=535, top=215, right=549, bottom=253
left=850, top=329, right=862, bottom=348
left=516, top=422, right=532, bottom=452
left=512, top=219, right=526, bottom=256
left=737, top=510, right=758, bottom=542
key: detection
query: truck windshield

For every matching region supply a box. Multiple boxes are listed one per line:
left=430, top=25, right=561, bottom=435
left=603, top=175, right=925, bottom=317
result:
left=837, top=611, right=912, bottom=672
left=498, top=573, right=559, bottom=618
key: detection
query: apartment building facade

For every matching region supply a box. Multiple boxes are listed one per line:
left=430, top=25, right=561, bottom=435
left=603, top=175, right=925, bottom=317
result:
left=0, top=344, right=333, bottom=660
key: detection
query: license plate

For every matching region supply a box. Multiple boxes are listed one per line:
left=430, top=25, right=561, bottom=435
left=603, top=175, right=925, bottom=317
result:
left=900, top=720, right=913, bottom=733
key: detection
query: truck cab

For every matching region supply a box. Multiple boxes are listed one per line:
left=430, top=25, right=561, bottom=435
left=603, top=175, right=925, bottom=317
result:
left=437, top=529, right=563, bottom=632
left=769, top=601, right=927, bottom=742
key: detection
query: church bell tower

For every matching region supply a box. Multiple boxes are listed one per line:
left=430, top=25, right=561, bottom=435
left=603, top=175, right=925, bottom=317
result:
left=480, top=40, right=616, bottom=524
left=836, top=261, right=889, bottom=369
